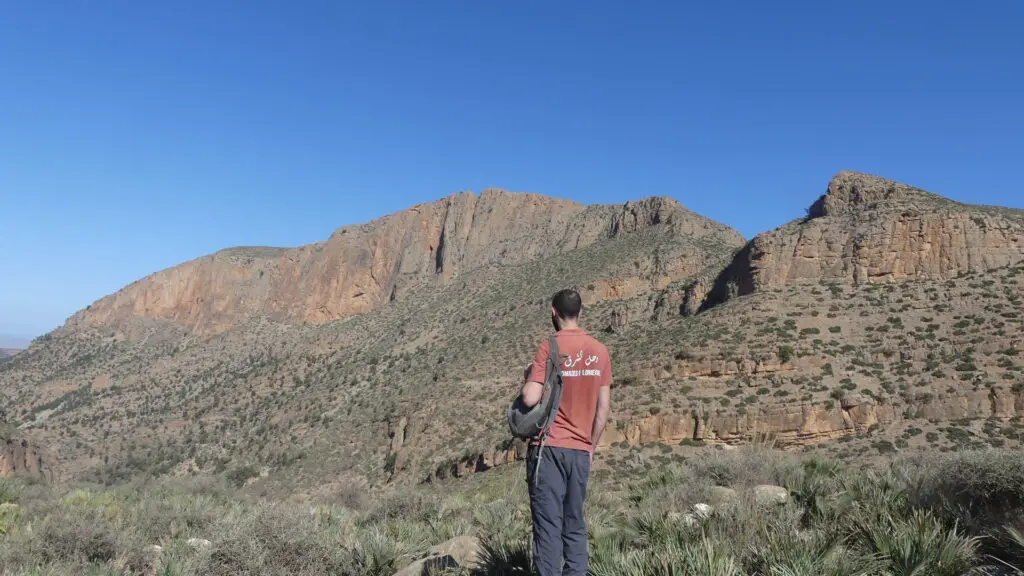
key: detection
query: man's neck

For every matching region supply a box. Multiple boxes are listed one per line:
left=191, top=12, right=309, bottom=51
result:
left=558, top=320, right=581, bottom=331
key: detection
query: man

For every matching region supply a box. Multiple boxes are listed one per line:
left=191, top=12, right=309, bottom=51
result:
left=520, top=288, right=612, bottom=576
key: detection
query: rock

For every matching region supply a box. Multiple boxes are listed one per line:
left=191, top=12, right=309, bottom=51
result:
left=692, top=502, right=713, bottom=520
left=143, top=545, right=164, bottom=576
left=393, top=536, right=482, bottom=576
left=188, top=538, right=212, bottom=552
left=706, top=486, right=738, bottom=505
left=682, top=279, right=710, bottom=316
left=0, top=437, right=56, bottom=483
left=66, top=192, right=744, bottom=336
left=704, top=171, right=1024, bottom=309
left=429, top=535, right=481, bottom=568
left=753, top=485, right=790, bottom=506
left=681, top=513, right=699, bottom=527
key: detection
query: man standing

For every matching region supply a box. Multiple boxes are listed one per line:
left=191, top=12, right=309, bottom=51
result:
left=520, top=288, right=612, bottom=576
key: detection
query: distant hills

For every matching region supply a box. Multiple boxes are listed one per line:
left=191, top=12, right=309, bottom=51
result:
left=0, top=349, right=21, bottom=361
left=0, top=336, right=29, bottom=350
left=0, top=335, right=28, bottom=360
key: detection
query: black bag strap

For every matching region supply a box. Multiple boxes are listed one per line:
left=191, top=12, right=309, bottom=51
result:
left=533, top=334, right=565, bottom=486
left=540, top=334, right=564, bottom=433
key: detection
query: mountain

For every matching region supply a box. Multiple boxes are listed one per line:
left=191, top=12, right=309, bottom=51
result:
left=0, top=173, right=1020, bottom=496
left=66, top=189, right=741, bottom=337
left=0, top=187, right=744, bottom=492
left=704, top=171, right=1024, bottom=307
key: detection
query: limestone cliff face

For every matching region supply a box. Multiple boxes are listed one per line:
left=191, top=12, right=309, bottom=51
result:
left=0, top=437, right=55, bottom=483
left=426, top=387, right=1024, bottom=482
left=599, top=385, right=1024, bottom=448
left=66, top=190, right=743, bottom=336
left=705, top=171, right=1024, bottom=307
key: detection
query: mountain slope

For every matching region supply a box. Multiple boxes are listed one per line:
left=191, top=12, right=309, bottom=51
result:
left=0, top=188, right=744, bottom=495
left=1, top=173, right=1020, bottom=497
left=67, top=189, right=742, bottom=337
left=704, top=171, right=1024, bottom=308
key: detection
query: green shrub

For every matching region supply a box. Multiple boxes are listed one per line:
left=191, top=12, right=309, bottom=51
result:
left=778, top=346, right=795, bottom=363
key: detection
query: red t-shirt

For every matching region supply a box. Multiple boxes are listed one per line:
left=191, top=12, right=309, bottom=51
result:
left=528, top=328, right=612, bottom=452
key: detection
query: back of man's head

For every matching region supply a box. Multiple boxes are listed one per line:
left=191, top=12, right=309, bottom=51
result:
left=552, top=289, right=582, bottom=320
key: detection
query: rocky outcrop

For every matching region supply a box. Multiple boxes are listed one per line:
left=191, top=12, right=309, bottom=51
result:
left=66, top=190, right=742, bottom=336
left=603, top=386, right=1024, bottom=447
left=425, top=386, right=1024, bottom=482
left=0, top=437, right=55, bottom=483
left=639, top=353, right=799, bottom=381
left=704, top=171, right=1024, bottom=308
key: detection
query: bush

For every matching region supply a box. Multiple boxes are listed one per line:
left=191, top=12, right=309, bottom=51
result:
left=8, top=448, right=1024, bottom=575
left=225, top=465, right=260, bottom=488
left=778, top=346, right=795, bottom=363
left=689, top=446, right=803, bottom=489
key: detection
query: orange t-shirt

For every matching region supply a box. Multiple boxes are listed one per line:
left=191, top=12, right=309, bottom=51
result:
left=528, top=328, right=612, bottom=452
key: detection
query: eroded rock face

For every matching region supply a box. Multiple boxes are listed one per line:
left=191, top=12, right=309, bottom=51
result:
left=427, top=386, right=1024, bottom=482
left=705, top=171, right=1024, bottom=308
left=0, top=437, right=55, bottom=483
left=66, top=190, right=743, bottom=336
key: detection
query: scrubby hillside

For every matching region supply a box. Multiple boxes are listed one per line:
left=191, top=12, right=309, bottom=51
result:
left=5, top=447, right=1024, bottom=575
left=0, top=189, right=745, bottom=495
left=0, top=173, right=1020, bottom=499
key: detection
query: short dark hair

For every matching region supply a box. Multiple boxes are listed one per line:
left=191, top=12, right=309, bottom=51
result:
left=552, top=289, right=582, bottom=319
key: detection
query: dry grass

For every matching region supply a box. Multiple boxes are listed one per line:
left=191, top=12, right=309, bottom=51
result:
left=5, top=447, right=1024, bottom=575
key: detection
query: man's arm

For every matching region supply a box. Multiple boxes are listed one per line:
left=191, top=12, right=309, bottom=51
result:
left=521, top=341, right=549, bottom=408
left=590, top=385, right=611, bottom=452
left=521, top=380, right=544, bottom=407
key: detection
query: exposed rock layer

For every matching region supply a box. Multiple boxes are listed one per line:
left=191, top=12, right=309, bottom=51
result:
left=0, top=437, right=55, bottom=483
left=705, top=171, right=1024, bottom=308
left=428, top=386, right=1024, bottom=482
left=66, top=190, right=742, bottom=336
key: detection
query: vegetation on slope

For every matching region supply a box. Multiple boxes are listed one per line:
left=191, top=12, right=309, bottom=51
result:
left=5, top=447, right=1024, bottom=575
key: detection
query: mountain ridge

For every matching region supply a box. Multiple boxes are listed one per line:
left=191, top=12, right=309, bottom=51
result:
left=2, top=171, right=1022, bottom=494
left=62, top=188, right=743, bottom=337
left=702, top=171, right=1024, bottom=309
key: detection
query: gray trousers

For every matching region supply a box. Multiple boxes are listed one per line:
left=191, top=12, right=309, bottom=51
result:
left=526, top=445, right=591, bottom=576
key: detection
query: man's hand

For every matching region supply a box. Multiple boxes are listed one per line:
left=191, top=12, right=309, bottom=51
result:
left=589, top=385, right=611, bottom=452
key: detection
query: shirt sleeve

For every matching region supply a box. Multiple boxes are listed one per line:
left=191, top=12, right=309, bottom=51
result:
left=529, top=339, right=550, bottom=384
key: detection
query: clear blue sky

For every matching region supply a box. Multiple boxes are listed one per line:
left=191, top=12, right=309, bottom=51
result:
left=2, top=1, right=1022, bottom=338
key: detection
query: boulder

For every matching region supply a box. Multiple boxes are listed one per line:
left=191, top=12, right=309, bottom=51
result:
left=393, top=535, right=481, bottom=576
left=705, top=486, right=738, bottom=505
left=692, top=502, right=713, bottom=520
left=142, top=545, right=164, bottom=576
left=753, top=485, right=790, bottom=506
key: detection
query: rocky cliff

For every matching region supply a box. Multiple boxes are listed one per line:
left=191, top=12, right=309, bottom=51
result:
left=0, top=436, right=55, bottom=483
left=65, top=190, right=742, bottom=336
left=427, top=382, right=1024, bottom=482
left=4, top=173, right=1021, bottom=493
left=704, top=171, right=1024, bottom=308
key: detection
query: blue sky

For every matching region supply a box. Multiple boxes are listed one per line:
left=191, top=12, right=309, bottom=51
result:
left=2, top=1, right=1022, bottom=338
